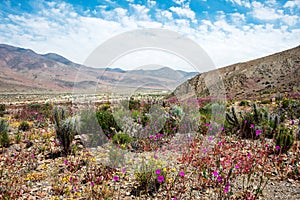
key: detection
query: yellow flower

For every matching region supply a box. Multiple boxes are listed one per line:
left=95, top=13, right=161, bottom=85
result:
left=171, top=167, right=176, bottom=172
left=163, top=167, right=167, bottom=172
left=75, top=192, right=82, bottom=197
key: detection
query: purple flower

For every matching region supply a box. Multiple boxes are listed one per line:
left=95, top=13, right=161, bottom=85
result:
left=255, top=129, right=261, bottom=136
left=275, top=145, right=280, bottom=150
left=70, top=177, right=73, bottom=182
left=203, top=148, right=207, bottom=153
left=90, top=181, right=94, bottom=187
left=213, top=171, right=218, bottom=177
left=247, top=153, right=251, bottom=158
left=157, top=176, right=164, bottom=183
left=208, top=136, right=213, bottom=142
left=149, top=135, right=153, bottom=140
left=250, top=124, right=255, bottom=128
left=154, top=155, right=158, bottom=159
left=179, top=171, right=185, bottom=177
left=121, top=167, right=126, bottom=174
left=224, top=183, right=230, bottom=193
left=220, top=127, right=224, bottom=131
left=113, top=176, right=119, bottom=182
left=64, top=160, right=68, bottom=165
left=156, top=169, right=161, bottom=175
left=217, top=176, right=222, bottom=182
left=31, top=154, right=35, bottom=159
left=235, top=164, right=240, bottom=169
left=291, top=120, right=295, bottom=125
left=205, top=123, right=211, bottom=127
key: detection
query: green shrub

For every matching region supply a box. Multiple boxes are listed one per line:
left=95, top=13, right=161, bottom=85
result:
left=18, top=121, right=30, bottom=131
left=113, top=132, right=132, bottom=145
left=79, top=109, right=108, bottom=147
left=96, top=109, right=120, bottom=139
left=53, top=107, right=79, bottom=155
left=0, top=119, right=10, bottom=148
left=275, top=125, right=294, bottom=154
left=15, top=132, right=21, bottom=144
left=282, top=98, right=289, bottom=109
left=129, top=98, right=141, bottom=110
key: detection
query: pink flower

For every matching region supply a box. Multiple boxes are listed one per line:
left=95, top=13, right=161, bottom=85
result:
left=220, top=127, right=224, bottom=131
left=218, top=141, right=222, bottom=146
left=205, top=123, right=211, bottom=127
left=172, top=198, right=177, bottom=200
left=149, top=135, right=153, bottom=140
left=121, top=167, right=126, bottom=174
left=255, top=129, right=261, bottom=136
left=250, top=124, right=255, bottom=128
left=179, top=171, right=185, bottom=177
left=208, top=136, right=213, bottom=142
left=113, top=176, right=119, bottom=182
left=64, top=160, right=68, bottom=165
left=156, top=169, right=161, bottom=175
left=224, top=183, right=230, bottom=193
left=217, top=176, right=222, bottom=182
left=157, top=176, right=164, bottom=183
left=213, top=171, right=218, bottom=177
left=90, top=181, right=94, bottom=187
left=247, top=153, right=251, bottom=158
left=203, top=148, right=207, bottom=153
left=275, top=145, right=280, bottom=150
left=31, top=154, right=35, bottom=159
left=235, top=164, right=240, bottom=169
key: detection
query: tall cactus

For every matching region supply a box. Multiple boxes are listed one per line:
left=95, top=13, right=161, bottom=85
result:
left=275, top=125, right=294, bottom=154
left=0, top=119, right=10, bottom=148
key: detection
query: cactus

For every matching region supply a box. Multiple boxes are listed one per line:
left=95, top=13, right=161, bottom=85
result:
left=0, top=104, right=5, bottom=117
left=53, top=107, right=78, bottom=155
left=0, top=119, right=10, bottom=148
left=275, top=125, right=294, bottom=154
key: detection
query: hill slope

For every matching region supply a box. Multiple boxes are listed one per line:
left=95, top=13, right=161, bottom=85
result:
left=173, top=45, right=300, bottom=100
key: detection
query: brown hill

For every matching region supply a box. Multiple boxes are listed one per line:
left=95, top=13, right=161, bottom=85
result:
left=173, top=45, right=300, bottom=100
left=0, top=44, right=197, bottom=93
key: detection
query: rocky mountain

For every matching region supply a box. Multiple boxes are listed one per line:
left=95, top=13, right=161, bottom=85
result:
left=173, top=45, right=300, bottom=100
left=0, top=44, right=197, bottom=93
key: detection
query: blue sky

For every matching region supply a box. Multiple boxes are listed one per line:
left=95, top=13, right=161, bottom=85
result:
left=0, top=0, right=299, bottom=71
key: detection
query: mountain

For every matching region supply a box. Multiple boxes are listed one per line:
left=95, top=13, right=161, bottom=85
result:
left=173, top=45, right=300, bottom=100
left=0, top=44, right=197, bottom=93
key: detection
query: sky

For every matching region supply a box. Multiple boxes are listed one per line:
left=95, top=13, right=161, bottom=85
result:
left=0, top=0, right=299, bottom=72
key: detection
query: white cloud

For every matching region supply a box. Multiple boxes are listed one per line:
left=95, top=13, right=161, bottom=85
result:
left=226, top=0, right=251, bottom=8
left=169, top=6, right=197, bottom=23
left=284, top=0, right=300, bottom=9
left=0, top=0, right=299, bottom=73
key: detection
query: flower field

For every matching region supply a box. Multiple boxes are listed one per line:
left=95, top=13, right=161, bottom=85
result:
left=0, top=94, right=299, bottom=199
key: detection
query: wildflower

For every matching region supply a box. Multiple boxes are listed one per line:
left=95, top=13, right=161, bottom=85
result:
left=156, top=169, right=161, bottom=175
left=217, top=176, right=222, bottom=182
left=208, top=136, right=213, bottom=142
left=163, top=168, right=167, bottom=172
left=247, top=153, right=251, bottom=158
left=235, top=164, right=240, bottom=169
left=173, top=198, right=177, bottom=200
left=224, top=183, right=230, bottom=193
left=154, top=155, right=158, bottom=159
left=291, top=120, right=295, bottom=125
left=209, top=127, right=213, bottom=131
left=205, top=123, right=211, bottom=127
left=250, top=124, right=255, bottom=128
left=122, top=167, right=126, bottom=174
left=275, top=145, right=280, bottom=150
left=255, top=129, right=261, bottom=136
left=149, top=135, right=153, bottom=140
left=70, top=177, right=73, bottom=182
left=171, top=167, right=176, bottom=172
left=220, top=127, right=224, bottom=131
left=213, top=171, right=218, bottom=177
left=113, top=176, right=119, bottom=182
left=218, top=141, right=222, bottom=146
left=203, top=148, right=207, bottom=153
left=157, top=176, right=164, bottom=183
left=64, top=160, right=68, bottom=165
left=90, top=181, right=94, bottom=187
left=31, top=154, right=35, bottom=159
left=179, top=171, right=185, bottom=177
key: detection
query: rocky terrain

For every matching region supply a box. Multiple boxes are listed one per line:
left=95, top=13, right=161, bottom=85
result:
left=174, top=45, right=300, bottom=100
left=0, top=44, right=197, bottom=93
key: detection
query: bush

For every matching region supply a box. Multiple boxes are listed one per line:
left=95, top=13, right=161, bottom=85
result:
left=96, top=109, right=120, bottom=139
left=79, top=109, right=108, bottom=147
left=53, top=107, right=79, bottom=155
left=18, top=121, right=30, bottom=131
left=0, top=119, right=10, bottom=148
left=112, top=132, right=132, bottom=145
left=239, top=100, right=249, bottom=106
left=129, top=98, right=141, bottom=110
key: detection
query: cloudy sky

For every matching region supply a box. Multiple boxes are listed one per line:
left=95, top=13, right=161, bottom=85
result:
left=0, top=0, right=299, bottom=71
